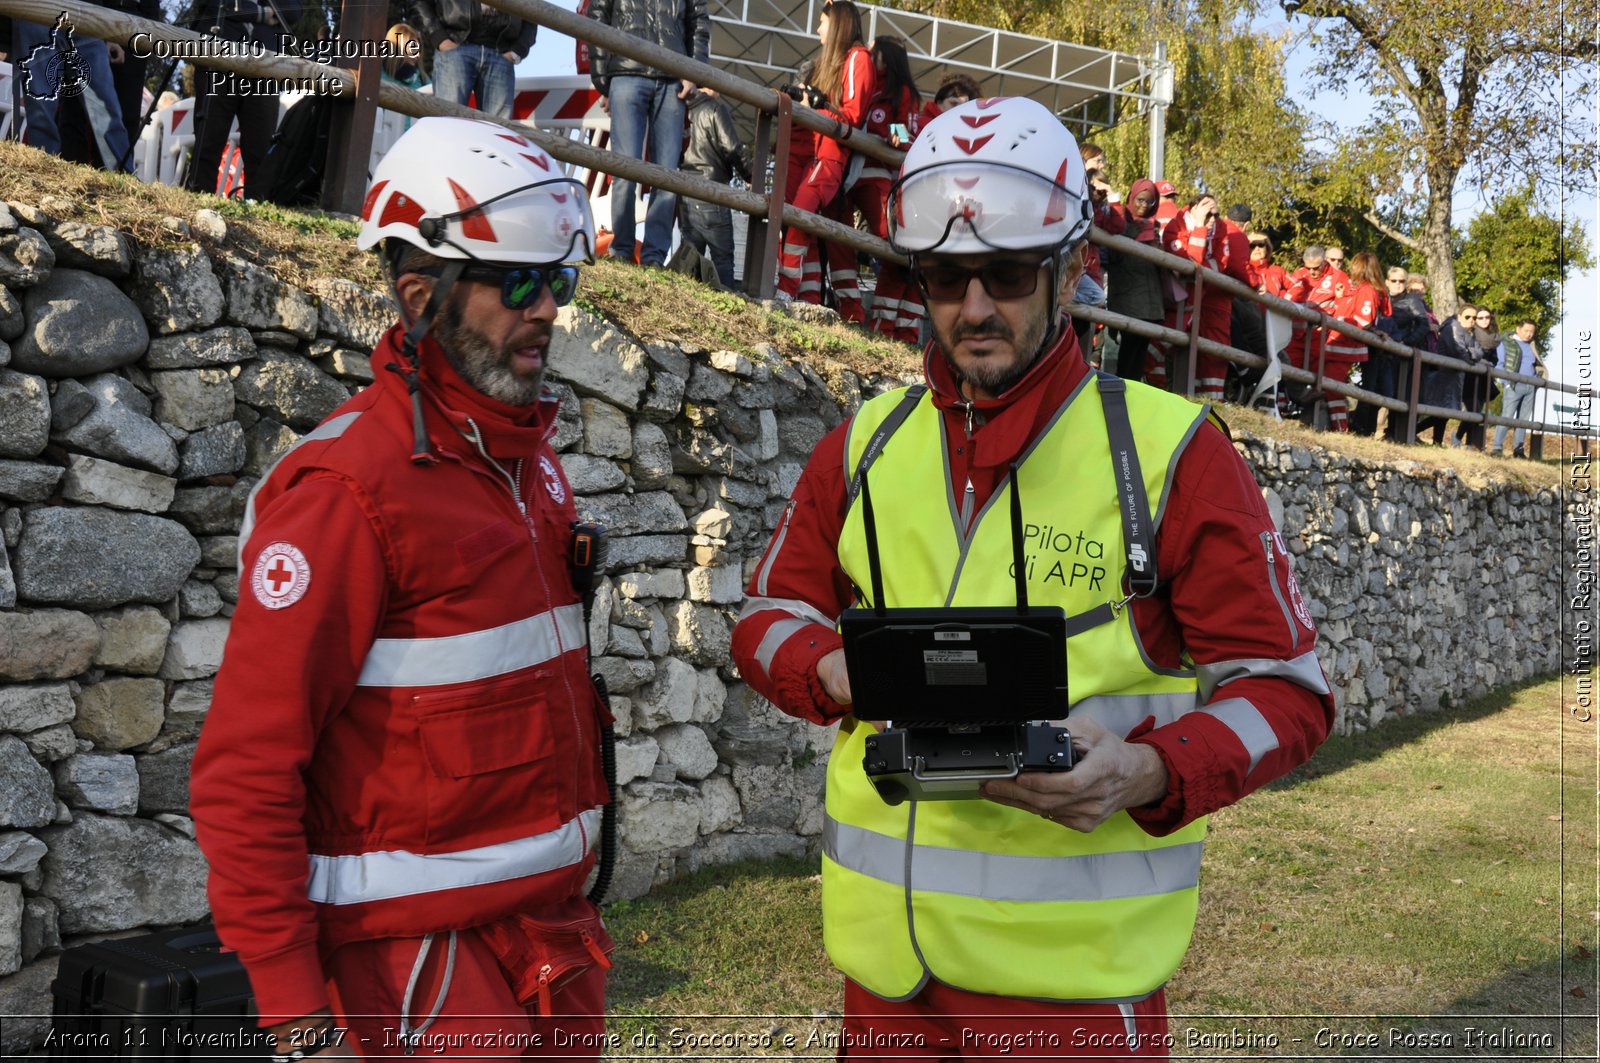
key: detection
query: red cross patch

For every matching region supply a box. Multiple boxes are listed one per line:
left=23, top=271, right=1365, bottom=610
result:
left=251, top=542, right=311, bottom=610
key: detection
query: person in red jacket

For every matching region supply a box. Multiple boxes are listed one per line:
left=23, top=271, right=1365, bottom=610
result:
left=916, top=70, right=980, bottom=130
left=1284, top=244, right=1350, bottom=385
left=190, top=117, right=615, bottom=1061
left=1321, top=250, right=1389, bottom=432
left=777, top=0, right=876, bottom=318
left=1152, top=179, right=1181, bottom=226
left=732, top=96, right=1333, bottom=1059
left=1248, top=232, right=1289, bottom=297
left=853, top=35, right=924, bottom=342
left=1159, top=194, right=1252, bottom=402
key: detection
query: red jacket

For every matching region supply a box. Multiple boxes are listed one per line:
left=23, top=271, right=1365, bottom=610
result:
left=732, top=325, right=1335, bottom=836
left=1286, top=264, right=1351, bottom=362
left=1256, top=262, right=1290, bottom=298
left=1327, top=282, right=1389, bottom=363
left=815, top=44, right=875, bottom=164
left=857, top=84, right=919, bottom=182
left=1161, top=211, right=1251, bottom=316
left=191, top=327, right=608, bottom=1022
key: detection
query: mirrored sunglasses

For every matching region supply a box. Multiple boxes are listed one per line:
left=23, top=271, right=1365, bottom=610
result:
left=462, top=264, right=581, bottom=309
left=915, top=259, right=1047, bottom=302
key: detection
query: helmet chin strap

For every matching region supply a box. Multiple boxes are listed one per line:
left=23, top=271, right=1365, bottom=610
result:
left=390, top=258, right=467, bottom=467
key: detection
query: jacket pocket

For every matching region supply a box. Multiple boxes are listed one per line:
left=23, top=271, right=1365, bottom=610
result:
left=480, top=899, right=616, bottom=1015
left=414, top=674, right=569, bottom=842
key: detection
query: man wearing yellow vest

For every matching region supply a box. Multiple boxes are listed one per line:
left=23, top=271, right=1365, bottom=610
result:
left=732, top=96, right=1335, bottom=1059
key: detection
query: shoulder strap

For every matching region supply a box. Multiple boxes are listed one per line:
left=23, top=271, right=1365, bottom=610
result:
left=1095, top=372, right=1159, bottom=599
left=846, top=384, right=928, bottom=508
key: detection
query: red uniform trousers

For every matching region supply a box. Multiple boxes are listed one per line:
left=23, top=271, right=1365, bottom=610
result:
left=325, top=917, right=609, bottom=1059
left=839, top=980, right=1172, bottom=1060
left=780, top=151, right=849, bottom=307
left=844, top=175, right=922, bottom=340
left=1151, top=300, right=1228, bottom=401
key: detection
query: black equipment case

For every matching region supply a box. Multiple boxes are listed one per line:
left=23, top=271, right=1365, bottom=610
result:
left=48, top=925, right=263, bottom=1060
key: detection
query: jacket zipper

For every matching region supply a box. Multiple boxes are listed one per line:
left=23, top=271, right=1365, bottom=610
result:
left=464, top=419, right=588, bottom=806
left=1260, top=531, right=1300, bottom=653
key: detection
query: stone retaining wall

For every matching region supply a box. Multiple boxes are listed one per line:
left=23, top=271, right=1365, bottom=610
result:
left=0, top=197, right=1582, bottom=1049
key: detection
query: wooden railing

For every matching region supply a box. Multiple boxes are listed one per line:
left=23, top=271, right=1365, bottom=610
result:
left=1, top=0, right=1582, bottom=447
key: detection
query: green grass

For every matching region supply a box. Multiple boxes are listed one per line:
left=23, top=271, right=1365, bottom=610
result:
left=599, top=676, right=1598, bottom=1057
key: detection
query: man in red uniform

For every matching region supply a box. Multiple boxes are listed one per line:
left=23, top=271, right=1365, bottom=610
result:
left=732, top=97, right=1333, bottom=1059
left=1160, top=194, right=1252, bottom=402
left=1284, top=244, right=1350, bottom=376
left=190, top=117, right=614, bottom=1061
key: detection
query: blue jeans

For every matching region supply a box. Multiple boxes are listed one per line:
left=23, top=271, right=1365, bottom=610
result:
left=1493, top=381, right=1538, bottom=452
left=431, top=43, right=516, bottom=118
left=606, top=76, right=684, bottom=266
left=16, top=21, right=132, bottom=171
left=680, top=196, right=735, bottom=288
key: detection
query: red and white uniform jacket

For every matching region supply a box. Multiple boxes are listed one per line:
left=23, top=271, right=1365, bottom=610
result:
left=1161, top=212, right=1251, bottom=317
left=1256, top=261, right=1290, bottom=298
left=1326, top=282, right=1389, bottom=364
left=191, top=327, right=609, bottom=1023
left=858, top=84, right=919, bottom=184
left=1285, top=264, right=1351, bottom=364
left=732, top=325, right=1335, bottom=838
left=815, top=44, right=875, bottom=165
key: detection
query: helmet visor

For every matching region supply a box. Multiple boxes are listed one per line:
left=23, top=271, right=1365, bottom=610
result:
left=434, top=176, right=597, bottom=265
left=889, top=160, right=1085, bottom=254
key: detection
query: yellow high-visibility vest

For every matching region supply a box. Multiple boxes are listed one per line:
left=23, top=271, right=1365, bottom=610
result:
left=826, top=373, right=1210, bottom=1002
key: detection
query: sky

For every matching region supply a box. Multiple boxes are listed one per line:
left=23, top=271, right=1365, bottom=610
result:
left=519, top=6, right=1598, bottom=414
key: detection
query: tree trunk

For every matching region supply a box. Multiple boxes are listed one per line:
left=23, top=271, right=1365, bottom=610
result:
left=1420, top=165, right=1460, bottom=315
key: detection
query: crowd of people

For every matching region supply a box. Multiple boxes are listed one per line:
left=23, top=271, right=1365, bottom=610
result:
left=4, top=0, right=1550, bottom=453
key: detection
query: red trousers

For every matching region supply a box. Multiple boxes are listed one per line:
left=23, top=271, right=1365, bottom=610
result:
left=838, top=979, right=1172, bottom=1060
left=324, top=905, right=610, bottom=1059
left=780, top=153, right=849, bottom=305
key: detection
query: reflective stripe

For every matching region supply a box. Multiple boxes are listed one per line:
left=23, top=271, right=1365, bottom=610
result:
left=307, top=808, right=601, bottom=905
left=739, top=594, right=837, bottom=630
left=1195, top=650, right=1331, bottom=702
left=238, top=411, right=363, bottom=564
left=824, top=818, right=1203, bottom=903
left=1063, top=690, right=1200, bottom=735
left=755, top=617, right=811, bottom=674
left=357, top=603, right=585, bottom=687
left=1201, top=696, right=1278, bottom=773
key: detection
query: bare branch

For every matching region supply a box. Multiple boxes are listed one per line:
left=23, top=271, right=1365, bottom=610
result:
left=1363, top=210, right=1421, bottom=250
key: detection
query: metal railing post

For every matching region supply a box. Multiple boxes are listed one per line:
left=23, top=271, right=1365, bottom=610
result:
left=741, top=105, right=773, bottom=297
left=1182, top=272, right=1202, bottom=398
left=758, top=92, right=792, bottom=300
left=1406, top=342, right=1424, bottom=444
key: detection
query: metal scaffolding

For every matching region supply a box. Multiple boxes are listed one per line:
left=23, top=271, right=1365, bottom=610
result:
left=708, top=0, right=1172, bottom=136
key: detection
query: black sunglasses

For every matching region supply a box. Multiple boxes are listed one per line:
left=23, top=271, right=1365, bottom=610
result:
left=916, top=258, right=1047, bottom=302
left=1249, top=241, right=1268, bottom=249
left=449, top=264, right=581, bottom=309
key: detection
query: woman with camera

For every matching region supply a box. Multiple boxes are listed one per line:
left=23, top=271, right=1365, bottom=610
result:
left=775, top=0, right=876, bottom=319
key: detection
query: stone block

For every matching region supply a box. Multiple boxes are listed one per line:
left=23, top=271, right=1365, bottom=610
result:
left=653, top=723, right=718, bottom=781
left=0, top=609, right=99, bottom=681
left=72, top=678, right=165, bottom=751
left=151, top=368, right=235, bottom=431
left=13, top=508, right=199, bottom=609
left=55, top=753, right=139, bottom=814
left=579, top=397, right=633, bottom=458
left=618, top=780, right=700, bottom=852
left=158, top=618, right=232, bottom=680
left=0, top=683, right=75, bottom=733
left=9, top=269, right=148, bottom=377
left=39, top=813, right=209, bottom=932
left=61, top=454, right=177, bottom=513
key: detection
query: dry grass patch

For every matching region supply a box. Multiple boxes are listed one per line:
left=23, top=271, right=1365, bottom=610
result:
left=0, top=140, right=381, bottom=290
left=1223, top=403, right=1566, bottom=491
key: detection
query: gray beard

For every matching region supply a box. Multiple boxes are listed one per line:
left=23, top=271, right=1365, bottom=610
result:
left=434, top=299, right=544, bottom=406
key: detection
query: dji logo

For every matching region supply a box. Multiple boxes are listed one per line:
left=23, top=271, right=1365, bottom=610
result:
left=1129, top=543, right=1149, bottom=572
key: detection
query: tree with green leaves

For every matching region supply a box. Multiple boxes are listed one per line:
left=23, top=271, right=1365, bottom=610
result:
left=903, top=0, right=1319, bottom=230
left=1281, top=0, right=1597, bottom=314
left=1452, top=187, right=1593, bottom=349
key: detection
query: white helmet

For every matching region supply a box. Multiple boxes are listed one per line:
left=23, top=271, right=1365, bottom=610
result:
left=889, top=97, right=1093, bottom=256
left=359, top=116, right=594, bottom=265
